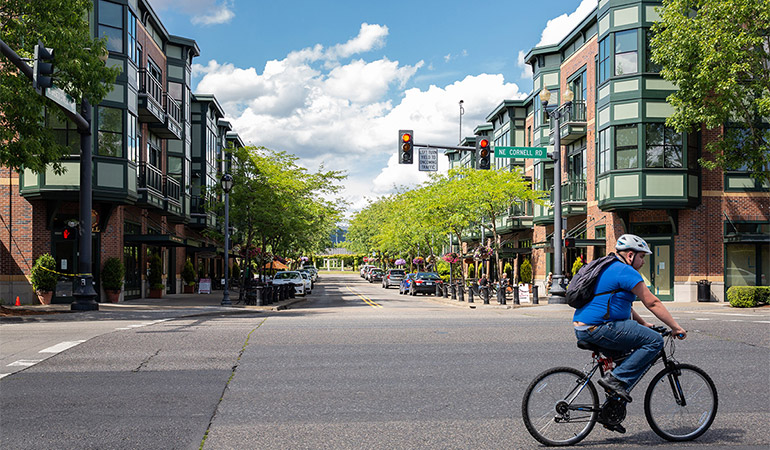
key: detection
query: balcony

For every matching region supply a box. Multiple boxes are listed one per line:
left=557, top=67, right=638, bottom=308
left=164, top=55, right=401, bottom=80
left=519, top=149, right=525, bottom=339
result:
left=138, top=70, right=165, bottom=125
left=548, top=100, right=587, bottom=146
left=596, top=169, right=701, bottom=211
left=190, top=194, right=217, bottom=229
left=149, top=94, right=182, bottom=140
left=533, top=180, right=588, bottom=225
left=137, top=162, right=164, bottom=209
left=164, top=176, right=183, bottom=218
left=499, top=200, right=534, bottom=232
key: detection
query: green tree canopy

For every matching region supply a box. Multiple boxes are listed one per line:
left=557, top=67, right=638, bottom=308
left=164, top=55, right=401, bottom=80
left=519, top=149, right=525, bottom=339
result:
left=651, top=0, right=770, bottom=181
left=1, top=0, right=120, bottom=174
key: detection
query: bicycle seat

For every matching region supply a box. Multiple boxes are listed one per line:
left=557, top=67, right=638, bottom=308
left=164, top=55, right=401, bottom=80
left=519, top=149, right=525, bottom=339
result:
left=577, top=340, right=605, bottom=352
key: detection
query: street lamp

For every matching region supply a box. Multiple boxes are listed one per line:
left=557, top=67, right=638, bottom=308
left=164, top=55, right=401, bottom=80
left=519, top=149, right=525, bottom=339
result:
left=540, top=87, right=573, bottom=303
left=459, top=100, right=464, bottom=144
left=220, top=173, right=234, bottom=306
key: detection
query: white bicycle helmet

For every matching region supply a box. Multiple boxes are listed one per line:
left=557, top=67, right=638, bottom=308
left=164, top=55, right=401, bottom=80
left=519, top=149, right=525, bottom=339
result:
left=616, top=234, right=652, bottom=254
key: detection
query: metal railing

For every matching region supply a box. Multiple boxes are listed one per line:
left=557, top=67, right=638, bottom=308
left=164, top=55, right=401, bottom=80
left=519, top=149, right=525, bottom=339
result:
left=565, top=100, right=586, bottom=123
left=164, top=176, right=181, bottom=205
left=510, top=200, right=534, bottom=217
left=138, top=162, right=163, bottom=194
left=138, top=69, right=163, bottom=108
left=165, top=94, right=181, bottom=126
left=562, top=179, right=587, bottom=202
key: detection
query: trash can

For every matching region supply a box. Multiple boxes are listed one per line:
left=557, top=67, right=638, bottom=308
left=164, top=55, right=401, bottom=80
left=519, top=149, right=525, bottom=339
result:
left=697, top=280, right=711, bottom=302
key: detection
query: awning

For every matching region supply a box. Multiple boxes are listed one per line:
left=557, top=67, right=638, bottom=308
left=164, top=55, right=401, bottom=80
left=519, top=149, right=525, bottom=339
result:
left=124, top=234, right=186, bottom=247
left=264, top=260, right=288, bottom=270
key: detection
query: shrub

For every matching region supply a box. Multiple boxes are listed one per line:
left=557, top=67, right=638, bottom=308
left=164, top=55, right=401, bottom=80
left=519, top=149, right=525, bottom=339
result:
left=727, top=286, right=768, bottom=308
left=504, top=262, right=513, bottom=279
left=520, top=258, right=533, bottom=284
left=572, top=257, right=584, bottom=277
left=31, top=253, right=58, bottom=292
left=182, top=258, right=196, bottom=286
left=101, top=257, right=125, bottom=291
left=467, top=264, right=475, bottom=279
left=436, top=260, right=450, bottom=276
left=148, top=254, right=164, bottom=289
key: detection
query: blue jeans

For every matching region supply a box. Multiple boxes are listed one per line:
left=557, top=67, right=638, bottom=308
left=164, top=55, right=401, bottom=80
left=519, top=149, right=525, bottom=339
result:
left=575, top=319, right=664, bottom=389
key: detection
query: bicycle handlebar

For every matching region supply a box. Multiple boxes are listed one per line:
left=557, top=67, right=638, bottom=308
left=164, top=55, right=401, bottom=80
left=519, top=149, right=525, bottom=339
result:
left=650, top=325, right=685, bottom=339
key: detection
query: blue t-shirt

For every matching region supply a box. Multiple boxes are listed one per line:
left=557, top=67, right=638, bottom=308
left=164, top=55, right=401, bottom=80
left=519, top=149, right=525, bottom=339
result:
left=572, top=260, right=644, bottom=325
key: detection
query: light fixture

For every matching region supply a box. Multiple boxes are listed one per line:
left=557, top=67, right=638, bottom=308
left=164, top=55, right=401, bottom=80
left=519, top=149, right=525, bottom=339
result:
left=220, top=173, right=234, bottom=193
left=539, top=87, right=552, bottom=104
left=563, top=88, right=574, bottom=103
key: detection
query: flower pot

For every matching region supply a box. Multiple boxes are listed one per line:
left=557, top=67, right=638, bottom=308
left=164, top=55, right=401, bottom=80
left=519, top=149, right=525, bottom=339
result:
left=183, top=284, right=195, bottom=294
left=105, top=289, right=121, bottom=303
left=148, top=288, right=164, bottom=298
left=36, top=290, right=53, bottom=305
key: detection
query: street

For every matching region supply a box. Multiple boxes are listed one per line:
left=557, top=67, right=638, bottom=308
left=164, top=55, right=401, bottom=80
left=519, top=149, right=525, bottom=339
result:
left=1, top=274, right=769, bottom=449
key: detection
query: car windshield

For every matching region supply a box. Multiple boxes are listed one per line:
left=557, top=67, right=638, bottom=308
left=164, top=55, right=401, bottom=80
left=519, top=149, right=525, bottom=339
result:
left=416, top=272, right=441, bottom=280
left=274, top=272, right=298, bottom=279
left=389, top=270, right=405, bottom=276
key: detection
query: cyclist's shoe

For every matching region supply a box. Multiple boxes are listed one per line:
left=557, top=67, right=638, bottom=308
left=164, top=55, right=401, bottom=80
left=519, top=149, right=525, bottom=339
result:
left=598, top=374, right=632, bottom=403
left=601, top=422, right=626, bottom=434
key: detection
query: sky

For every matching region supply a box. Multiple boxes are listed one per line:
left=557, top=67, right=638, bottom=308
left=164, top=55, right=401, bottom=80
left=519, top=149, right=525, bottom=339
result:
left=149, top=0, right=598, bottom=218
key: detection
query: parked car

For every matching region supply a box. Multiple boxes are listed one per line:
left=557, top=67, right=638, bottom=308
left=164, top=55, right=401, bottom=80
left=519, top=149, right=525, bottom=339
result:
left=407, top=272, right=443, bottom=296
left=364, top=266, right=379, bottom=281
left=272, top=271, right=306, bottom=296
left=369, top=268, right=384, bottom=283
left=299, top=269, right=316, bottom=284
left=298, top=271, right=313, bottom=294
left=302, top=265, right=319, bottom=282
left=360, top=264, right=376, bottom=278
left=399, top=273, right=416, bottom=295
left=382, top=268, right=405, bottom=289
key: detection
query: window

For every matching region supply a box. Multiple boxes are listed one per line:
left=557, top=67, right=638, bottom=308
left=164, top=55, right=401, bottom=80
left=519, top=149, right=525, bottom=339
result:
left=127, top=12, right=137, bottom=64
left=598, top=37, right=610, bottom=83
left=147, top=133, right=161, bottom=168
left=97, top=106, right=123, bottom=157
left=646, top=124, right=682, bottom=168
left=615, top=30, right=638, bottom=75
left=127, top=112, right=138, bottom=164
left=645, top=29, right=661, bottom=73
left=534, top=95, right=541, bottom=129
left=570, top=70, right=587, bottom=102
left=598, top=128, right=610, bottom=174
left=615, top=125, right=638, bottom=169
left=98, top=0, right=123, bottom=53
left=46, top=110, right=80, bottom=154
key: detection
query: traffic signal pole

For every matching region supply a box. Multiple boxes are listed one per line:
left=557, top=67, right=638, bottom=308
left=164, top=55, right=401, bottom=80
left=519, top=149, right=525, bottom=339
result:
left=0, top=38, right=98, bottom=310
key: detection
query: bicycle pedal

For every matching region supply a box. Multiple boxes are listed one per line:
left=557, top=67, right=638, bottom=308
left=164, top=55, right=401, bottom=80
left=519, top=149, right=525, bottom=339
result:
left=601, top=423, right=626, bottom=434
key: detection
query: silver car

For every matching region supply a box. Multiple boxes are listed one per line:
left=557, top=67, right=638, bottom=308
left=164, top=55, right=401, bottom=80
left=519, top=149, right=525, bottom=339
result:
left=382, top=268, right=406, bottom=289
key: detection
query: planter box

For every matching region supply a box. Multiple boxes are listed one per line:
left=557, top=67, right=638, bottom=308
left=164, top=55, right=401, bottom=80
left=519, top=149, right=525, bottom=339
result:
left=105, top=290, right=121, bottom=303
left=148, top=288, right=164, bottom=298
left=183, top=285, right=195, bottom=294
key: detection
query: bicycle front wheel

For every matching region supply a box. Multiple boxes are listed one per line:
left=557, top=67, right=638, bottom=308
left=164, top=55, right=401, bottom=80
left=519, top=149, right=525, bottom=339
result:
left=644, top=363, right=718, bottom=441
left=522, top=367, right=599, bottom=446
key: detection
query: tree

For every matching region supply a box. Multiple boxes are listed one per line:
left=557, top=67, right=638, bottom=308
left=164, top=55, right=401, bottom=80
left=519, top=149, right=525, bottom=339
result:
left=651, top=0, right=770, bottom=182
left=1, top=0, right=120, bottom=174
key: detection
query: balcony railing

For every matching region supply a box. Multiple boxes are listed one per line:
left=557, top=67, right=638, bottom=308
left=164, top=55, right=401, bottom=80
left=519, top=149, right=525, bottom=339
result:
left=139, top=70, right=163, bottom=108
left=510, top=200, right=534, bottom=217
left=191, top=195, right=206, bottom=215
left=562, top=179, right=587, bottom=202
left=164, top=176, right=181, bottom=206
left=138, top=162, right=163, bottom=194
left=165, top=94, right=181, bottom=127
left=565, top=100, right=586, bottom=123
left=138, top=70, right=165, bottom=124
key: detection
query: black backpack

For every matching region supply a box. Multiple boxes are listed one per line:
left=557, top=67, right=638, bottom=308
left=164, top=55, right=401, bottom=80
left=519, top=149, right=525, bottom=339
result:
left=567, top=253, right=622, bottom=319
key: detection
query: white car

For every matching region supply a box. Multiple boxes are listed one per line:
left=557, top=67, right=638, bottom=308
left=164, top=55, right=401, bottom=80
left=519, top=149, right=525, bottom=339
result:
left=299, top=271, right=313, bottom=294
left=360, top=264, right=376, bottom=277
left=272, top=271, right=306, bottom=296
left=299, top=268, right=317, bottom=283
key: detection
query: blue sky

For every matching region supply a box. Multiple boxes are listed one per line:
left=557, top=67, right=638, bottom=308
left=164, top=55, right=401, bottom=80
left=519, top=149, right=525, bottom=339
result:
left=150, top=0, right=597, bottom=214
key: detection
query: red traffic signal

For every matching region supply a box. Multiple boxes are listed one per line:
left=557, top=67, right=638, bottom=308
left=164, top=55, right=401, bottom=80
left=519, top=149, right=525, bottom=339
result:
left=564, top=238, right=576, bottom=248
left=476, top=138, right=491, bottom=170
left=399, top=129, right=414, bottom=164
left=62, top=221, right=78, bottom=240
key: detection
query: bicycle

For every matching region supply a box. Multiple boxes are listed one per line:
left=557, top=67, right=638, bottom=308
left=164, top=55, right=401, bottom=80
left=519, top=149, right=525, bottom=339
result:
left=522, top=326, right=717, bottom=446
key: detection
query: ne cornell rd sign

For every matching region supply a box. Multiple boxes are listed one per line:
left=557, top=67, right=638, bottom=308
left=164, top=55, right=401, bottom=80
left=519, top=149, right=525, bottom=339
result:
left=419, top=148, right=438, bottom=171
left=494, top=146, right=548, bottom=159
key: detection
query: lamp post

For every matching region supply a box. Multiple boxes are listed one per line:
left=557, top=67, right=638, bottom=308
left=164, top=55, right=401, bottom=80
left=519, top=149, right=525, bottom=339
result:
left=540, top=87, right=573, bottom=303
left=220, top=173, right=234, bottom=306
left=459, top=100, right=464, bottom=144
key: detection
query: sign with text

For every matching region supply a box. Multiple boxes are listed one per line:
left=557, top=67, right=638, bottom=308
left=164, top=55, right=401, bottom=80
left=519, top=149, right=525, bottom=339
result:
left=418, top=148, right=438, bottom=171
left=494, top=146, right=548, bottom=159
left=198, top=278, right=211, bottom=294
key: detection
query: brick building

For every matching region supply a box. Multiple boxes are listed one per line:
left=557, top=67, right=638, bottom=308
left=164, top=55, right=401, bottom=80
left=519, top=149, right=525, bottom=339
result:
left=451, top=0, right=768, bottom=301
left=1, top=0, right=242, bottom=304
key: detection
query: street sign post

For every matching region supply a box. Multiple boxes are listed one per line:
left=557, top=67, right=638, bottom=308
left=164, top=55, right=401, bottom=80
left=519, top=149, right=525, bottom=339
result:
left=494, top=146, right=548, bottom=159
left=418, top=148, right=438, bottom=171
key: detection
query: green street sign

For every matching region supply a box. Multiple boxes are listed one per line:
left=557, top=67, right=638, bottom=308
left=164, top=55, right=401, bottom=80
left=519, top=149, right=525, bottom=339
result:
left=494, top=146, right=548, bottom=159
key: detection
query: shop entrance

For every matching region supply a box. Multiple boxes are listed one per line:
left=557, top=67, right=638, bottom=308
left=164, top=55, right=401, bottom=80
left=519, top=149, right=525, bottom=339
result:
left=638, top=243, right=673, bottom=301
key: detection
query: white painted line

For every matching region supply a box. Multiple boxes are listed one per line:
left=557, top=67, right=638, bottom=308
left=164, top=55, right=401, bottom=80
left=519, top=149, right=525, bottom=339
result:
left=7, top=360, right=42, bottom=367
left=39, top=340, right=86, bottom=354
left=694, top=318, right=711, bottom=321
left=115, top=327, right=132, bottom=330
left=727, top=319, right=744, bottom=322
left=0, top=373, right=10, bottom=379
left=754, top=321, right=770, bottom=324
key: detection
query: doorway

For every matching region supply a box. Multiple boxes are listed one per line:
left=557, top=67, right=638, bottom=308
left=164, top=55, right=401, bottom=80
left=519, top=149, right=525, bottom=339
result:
left=638, top=243, right=673, bottom=301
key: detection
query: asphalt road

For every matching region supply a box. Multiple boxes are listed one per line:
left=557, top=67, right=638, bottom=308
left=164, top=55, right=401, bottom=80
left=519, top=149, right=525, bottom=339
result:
left=1, top=274, right=768, bottom=449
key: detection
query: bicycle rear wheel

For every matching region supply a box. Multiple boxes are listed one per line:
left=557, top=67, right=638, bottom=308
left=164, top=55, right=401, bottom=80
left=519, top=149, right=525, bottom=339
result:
left=644, top=363, right=718, bottom=441
left=522, top=367, right=599, bottom=446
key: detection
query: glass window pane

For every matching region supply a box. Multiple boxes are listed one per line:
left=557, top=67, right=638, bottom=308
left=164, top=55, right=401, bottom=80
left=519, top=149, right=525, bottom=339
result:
left=646, top=146, right=664, bottom=167
left=99, top=107, right=123, bottom=133
left=615, top=52, right=638, bottom=75
left=616, top=149, right=638, bottom=169
left=665, top=146, right=683, bottom=168
left=100, top=26, right=123, bottom=53
left=99, top=0, right=123, bottom=28
left=615, top=30, right=637, bottom=53
left=98, top=131, right=122, bottom=157
left=725, top=244, right=757, bottom=287
left=646, top=124, right=664, bottom=146
left=616, top=126, right=638, bottom=147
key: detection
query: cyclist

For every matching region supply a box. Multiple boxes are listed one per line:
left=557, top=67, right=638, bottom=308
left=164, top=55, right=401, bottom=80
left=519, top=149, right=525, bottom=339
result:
left=572, top=234, right=687, bottom=403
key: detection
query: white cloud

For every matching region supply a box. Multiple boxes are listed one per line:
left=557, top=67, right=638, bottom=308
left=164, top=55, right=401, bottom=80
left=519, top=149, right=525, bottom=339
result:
left=537, top=0, right=597, bottom=47
left=149, top=0, right=234, bottom=26
left=193, top=23, right=526, bottom=217
left=517, top=50, right=532, bottom=80
left=191, top=7, right=234, bottom=26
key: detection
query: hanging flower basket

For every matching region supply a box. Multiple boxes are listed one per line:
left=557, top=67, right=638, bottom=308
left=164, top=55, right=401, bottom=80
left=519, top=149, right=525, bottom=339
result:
left=395, top=258, right=406, bottom=266
left=301, top=256, right=309, bottom=262
left=412, top=257, right=425, bottom=265
left=442, top=252, right=460, bottom=264
left=473, top=246, right=493, bottom=260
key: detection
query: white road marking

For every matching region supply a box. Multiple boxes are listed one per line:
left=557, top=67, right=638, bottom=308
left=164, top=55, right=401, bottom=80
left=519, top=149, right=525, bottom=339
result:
left=7, top=360, right=42, bottom=367
left=694, top=318, right=711, bottom=321
left=39, top=340, right=87, bottom=354
left=0, top=373, right=10, bottom=379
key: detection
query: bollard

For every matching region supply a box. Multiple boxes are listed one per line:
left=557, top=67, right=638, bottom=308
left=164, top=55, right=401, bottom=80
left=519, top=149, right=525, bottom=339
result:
left=290, top=284, right=296, bottom=298
left=443, top=283, right=449, bottom=298
left=436, top=283, right=442, bottom=297
left=532, top=285, right=539, bottom=305
left=450, top=283, right=457, bottom=300
left=458, top=284, right=465, bottom=302
left=482, top=285, right=490, bottom=304
left=497, top=285, right=506, bottom=305
left=272, top=285, right=278, bottom=303
left=513, top=285, right=520, bottom=305
left=467, top=284, right=473, bottom=303
left=255, top=286, right=264, bottom=306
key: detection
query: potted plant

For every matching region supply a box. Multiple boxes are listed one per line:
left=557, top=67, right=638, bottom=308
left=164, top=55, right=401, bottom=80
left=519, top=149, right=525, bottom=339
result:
left=30, top=253, right=57, bottom=305
left=182, top=258, right=196, bottom=293
left=148, top=254, right=164, bottom=298
left=101, top=257, right=125, bottom=303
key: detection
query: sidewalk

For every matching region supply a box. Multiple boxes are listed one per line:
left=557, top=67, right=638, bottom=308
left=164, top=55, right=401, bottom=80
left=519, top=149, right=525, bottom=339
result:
left=0, top=289, right=306, bottom=323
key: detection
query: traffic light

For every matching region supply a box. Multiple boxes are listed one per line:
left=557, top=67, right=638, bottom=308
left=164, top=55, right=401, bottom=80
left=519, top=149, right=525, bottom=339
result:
left=33, top=41, right=54, bottom=93
left=564, top=237, right=576, bottom=248
left=62, top=222, right=78, bottom=240
left=399, top=129, right=413, bottom=164
left=476, top=137, right=491, bottom=170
